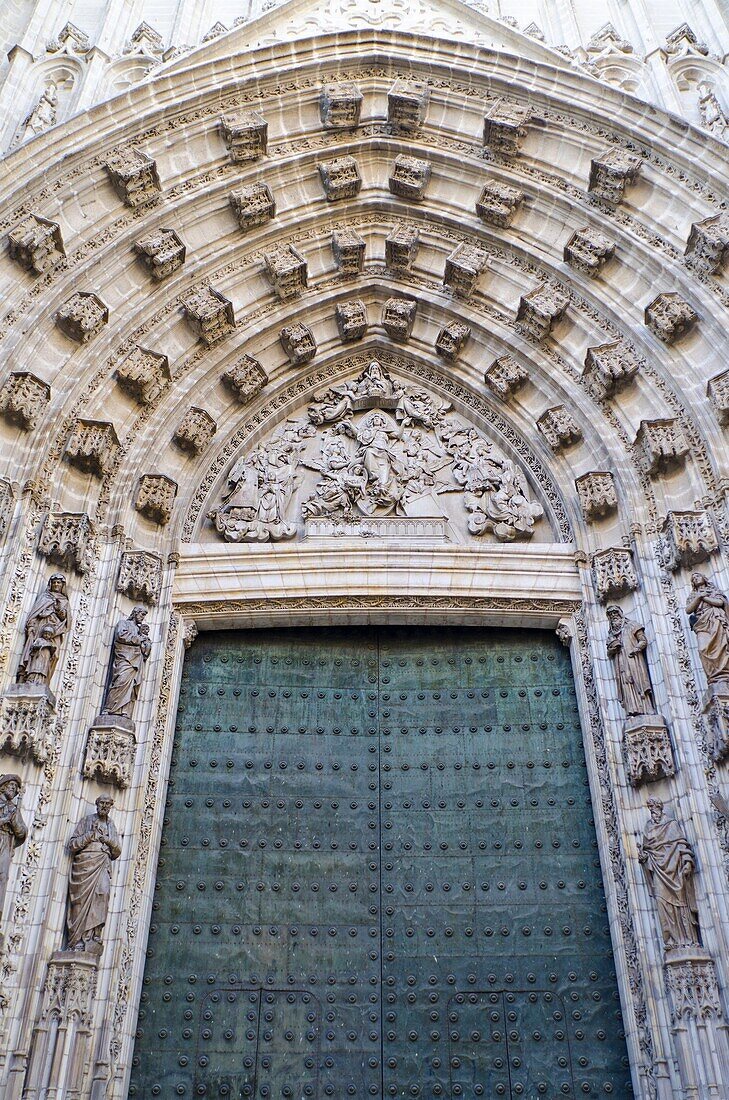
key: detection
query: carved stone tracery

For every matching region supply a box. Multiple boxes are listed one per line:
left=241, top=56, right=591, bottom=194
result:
left=0, top=371, right=51, bottom=430
left=8, top=214, right=65, bottom=274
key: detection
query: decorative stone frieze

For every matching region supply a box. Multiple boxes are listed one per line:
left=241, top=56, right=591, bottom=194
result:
left=115, top=346, right=171, bottom=406
left=173, top=407, right=217, bottom=455
left=564, top=227, right=615, bottom=276
left=264, top=244, right=308, bottom=299
left=8, top=213, right=65, bottom=273
left=707, top=369, right=729, bottom=425
left=117, top=550, right=163, bottom=604
left=435, top=321, right=470, bottom=360
left=222, top=356, right=268, bottom=404
left=536, top=405, right=582, bottom=451
left=665, top=949, right=721, bottom=1023
left=484, top=355, right=528, bottom=400
left=318, top=155, right=362, bottom=200
left=382, top=298, right=417, bottom=342
left=64, top=419, right=119, bottom=478
left=320, top=83, right=363, bottom=129
left=332, top=229, right=365, bottom=275
left=104, top=146, right=161, bottom=207
left=335, top=300, right=368, bottom=342
left=575, top=471, right=618, bottom=521
left=476, top=178, right=524, bottom=227
left=134, top=228, right=186, bottom=280
left=592, top=547, right=638, bottom=601
left=385, top=224, right=419, bottom=271
left=483, top=99, right=530, bottom=154
left=636, top=419, right=688, bottom=476
left=583, top=341, right=640, bottom=397
left=685, top=214, right=729, bottom=275
left=588, top=148, right=641, bottom=205
left=135, top=474, right=177, bottom=526
left=181, top=286, right=235, bottom=345
left=38, top=512, right=93, bottom=574
left=0, top=371, right=50, bottom=429
left=0, top=685, right=55, bottom=764
left=662, top=510, right=718, bottom=570
left=516, top=285, right=569, bottom=340
left=55, top=292, right=108, bottom=343
left=443, top=243, right=488, bottom=296
left=83, top=719, right=136, bottom=788
left=220, top=110, right=267, bottom=161
left=388, top=155, right=431, bottom=201
left=229, top=182, right=276, bottom=231
left=280, top=323, right=317, bottom=364
left=0, top=479, right=14, bottom=539
left=644, top=293, right=698, bottom=344
left=624, top=717, right=675, bottom=785
left=387, top=78, right=429, bottom=132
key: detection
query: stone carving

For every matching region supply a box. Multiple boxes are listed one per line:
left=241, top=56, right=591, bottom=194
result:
left=318, top=155, right=361, bottom=200
left=697, top=81, right=728, bottom=141
left=0, top=774, right=27, bottom=919
left=115, top=347, right=170, bottom=406
left=173, top=407, right=217, bottom=455
left=664, top=22, right=709, bottom=56
left=264, top=244, right=307, bottom=299
left=517, top=285, right=569, bottom=341
left=443, top=243, right=488, bottom=296
left=0, top=479, right=13, bottom=539
left=435, top=321, right=470, bottom=361
left=588, top=148, right=641, bottom=205
left=24, top=952, right=99, bottom=1098
left=707, top=369, right=729, bottom=425
left=125, top=21, right=164, bottom=56
left=19, top=83, right=58, bottom=141
left=280, top=323, right=316, bottom=364
left=66, top=797, right=121, bottom=953
left=606, top=606, right=656, bottom=716
left=385, top=224, right=419, bottom=271
left=665, top=952, right=721, bottom=1023
left=476, top=178, right=524, bottom=227
left=483, top=99, right=530, bottom=154
left=686, top=573, right=729, bottom=690
left=181, top=286, right=235, bottom=345
left=536, top=406, right=582, bottom=451
left=587, top=23, right=633, bottom=54
left=0, top=371, right=51, bottom=430
left=101, top=608, right=151, bottom=721
left=564, top=227, right=615, bottom=276
left=644, top=293, right=698, bottom=344
left=684, top=214, right=728, bottom=276
left=183, top=619, right=199, bottom=649
left=624, top=718, right=675, bottom=786
left=83, top=726, right=136, bottom=789
left=55, top=292, right=108, bottom=343
left=639, top=799, right=701, bottom=950
left=47, top=22, right=90, bottom=54
left=222, top=356, right=268, bottom=404
left=636, top=419, right=688, bottom=476
left=387, top=79, right=429, bottom=131
left=134, top=228, right=186, bottom=279
left=320, top=83, right=363, bottom=129
left=64, top=419, right=120, bottom=478
left=575, top=471, right=618, bottom=521
left=8, top=213, right=65, bottom=274
left=17, top=574, right=70, bottom=689
left=135, top=474, right=177, bottom=525
left=38, top=511, right=93, bottom=574
left=332, top=229, right=365, bottom=275
left=229, top=182, right=276, bottom=231
left=583, top=341, right=640, bottom=398
left=592, top=547, right=638, bottom=601
left=662, top=511, right=718, bottom=571
left=484, top=356, right=528, bottom=400
left=117, top=551, right=163, bottom=605
left=335, top=300, right=368, bottom=342
left=220, top=110, right=267, bottom=161
left=104, top=147, right=161, bottom=207
left=382, top=298, right=417, bottom=342
left=389, top=155, right=431, bottom=201
left=0, top=689, right=55, bottom=763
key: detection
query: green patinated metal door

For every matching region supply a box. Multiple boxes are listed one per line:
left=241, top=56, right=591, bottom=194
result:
left=129, top=626, right=633, bottom=1099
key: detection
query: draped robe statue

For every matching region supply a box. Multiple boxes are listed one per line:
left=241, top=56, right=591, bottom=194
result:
left=66, top=797, right=120, bottom=953
left=16, top=573, right=71, bottom=689
left=686, top=572, right=729, bottom=688
left=101, top=607, right=151, bottom=721
left=638, top=797, right=700, bottom=950
left=0, top=775, right=27, bottom=920
left=605, top=605, right=655, bottom=716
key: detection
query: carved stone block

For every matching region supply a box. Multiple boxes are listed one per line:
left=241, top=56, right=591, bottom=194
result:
left=564, top=227, right=615, bottom=276
left=575, top=471, right=618, bottom=521
left=318, top=155, right=362, bottom=200
left=320, top=83, right=363, bottom=129
left=583, top=341, right=640, bottom=397
left=388, top=155, right=431, bottom=201
left=264, top=244, right=308, bottom=299
left=636, top=419, right=688, bottom=476
left=183, top=619, right=199, bottom=649
left=707, top=369, right=729, bottom=425
left=134, top=228, right=186, bottom=280
left=517, top=285, right=569, bottom=341
left=8, top=214, right=65, bottom=274
left=662, top=510, right=718, bottom=571
left=104, top=147, right=161, bottom=207
left=484, top=355, right=528, bottom=400
left=280, top=324, right=317, bottom=365
left=476, top=178, right=524, bottom=227
left=220, top=110, right=267, bottom=162
left=443, top=243, right=488, bottom=296
left=644, top=293, right=698, bottom=344
left=181, top=286, right=235, bottom=345
left=588, top=148, right=641, bottom=205
left=382, top=298, right=417, bottom=342
left=0, top=371, right=51, bottom=429
left=536, top=405, right=582, bottom=451
left=0, top=684, right=55, bottom=764
left=173, top=407, right=217, bottom=455
left=39, top=950, right=98, bottom=1025
left=332, top=229, right=365, bottom=275
left=115, top=346, right=171, bottom=406
left=38, top=512, right=93, bottom=574
left=685, top=214, right=729, bottom=275
left=64, top=419, right=119, bottom=478
left=385, top=224, right=419, bottom=271
left=703, top=685, right=729, bottom=763
left=117, top=550, right=163, bottom=604
left=435, top=321, right=471, bottom=360
left=624, top=715, right=675, bottom=785
left=229, top=182, right=276, bottom=231
left=0, top=479, right=14, bottom=539
left=135, top=474, right=177, bottom=525
left=83, top=717, right=136, bottom=788
left=592, top=547, right=638, bottom=601
left=222, top=356, right=268, bottom=404
left=55, top=292, right=108, bottom=343
left=483, top=99, right=530, bottom=154
left=387, top=79, right=429, bottom=132
left=335, top=300, right=368, bottom=342
left=664, top=949, right=721, bottom=1023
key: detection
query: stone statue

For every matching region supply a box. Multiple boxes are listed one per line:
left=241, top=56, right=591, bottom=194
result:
left=638, top=797, right=700, bottom=950
left=66, top=796, right=121, bottom=953
left=606, top=605, right=655, bottom=715
left=21, top=82, right=58, bottom=141
left=0, top=774, right=27, bottom=919
left=16, top=573, right=71, bottom=690
left=686, top=572, right=729, bottom=688
left=101, top=607, right=151, bottom=721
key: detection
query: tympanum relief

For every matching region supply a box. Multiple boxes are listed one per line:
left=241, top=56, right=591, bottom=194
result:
left=208, top=361, right=545, bottom=542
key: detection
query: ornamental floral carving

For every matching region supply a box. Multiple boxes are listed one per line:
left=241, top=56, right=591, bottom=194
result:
left=181, top=286, right=235, bottom=345
left=385, top=224, right=419, bottom=271
left=320, top=83, right=363, bottom=129
left=173, top=407, right=217, bottom=455
left=644, top=293, right=698, bottom=344
left=116, top=550, right=163, bottom=604
left=64, top=419, right=120, bottom=478
left=264, top=245, right=308, bottom=299
left=222, top=356, right=268, bottom=404
left=38, top=512, right=93, bottom=574
left=0, top=371, right=50, bottom=429
left=476, top=178, right=524, bottom=227
left=55, top=292, right=108, bottom=343
left=229, top=182, right=276, bottom=231
left=387, top=79, right=429, bottom=131
left=484, top=356, right=528, bottom=400
left=332, top=229, right=365, bottom=275
left=134, top=228, right=186, bottom=280
left=516, top=285, right=569, bottom=341
left=382, top=298, right=417, bottom=342
left=335, top=300, right=368, bottom=342
left=592, top=547, right=638, bottom=601
left=135, top=475, right=177, bottom=525
left=443, top=243, right=488, bottom=296
left=684, top=214, right=729, bottom=275
left=115, top=347, right=171, bottom=406
left=588, top=148, right=641, bottom=205
left=104, top=147, right=161, bottom=207
left=220, top=110, right=267, bottom=162
left=583, top=341, right=640, bottom=398
left=636, top=419, right=688, bottom=476
left=536, top=406, right=582, bottom=451
left=318, top=155, right=362, bottom=200
left=8, top=214, right=65, bottom=274
left=564, top=227, right=615, bottom=276
left=483, top=99, right=530, bottom=154
left=280, top=323, right=316, bottom=365
left=707, top=369, right=729, bottom=425
left=575, top=471, right=618, bottom=521
left=662, top=510, right=718, bottom=571
left=389, top=155, right=431, bottom=201
left=435, top=321, right=470, bottom=361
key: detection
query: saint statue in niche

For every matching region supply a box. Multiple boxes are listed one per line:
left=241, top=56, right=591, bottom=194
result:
left=0, top=774, right=27, bottom=920
left=16, top=573, right=71, bottom=690
left=605, top=605, right=656, bottom=716
left=101, top=607, right=151, bottom=721
left=66, top=796, right=121, bottom=954
left=686, top=572, right=729, bottom=688
left=638, top=797, right=701, bottom=951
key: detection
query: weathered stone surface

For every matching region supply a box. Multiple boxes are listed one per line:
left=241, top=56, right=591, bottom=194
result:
left=104, top=146, right=161, bottom=206
left=220, top=110, right=267, bottom=161
left=8, top=214, right=64, bottom=273
left=385, top=224, right=419, bottom=271
left=134, top=228, right=186, bottom=279
left=83, top=719, right=136, bottom=788
left=483, top=98, right=530, bottom=154
left=64, top=419, right=120, bottom=478
left=320, top=82, right=362, bottom=129
left=0, top=685, right=56, bottom=764
left=38, top=512, right=93, bottom=574
left=476, top=178, right=524, bottom=227
left=181, top=286, right=235, bottom=344
left=388, top=155, right=431, bottom=201
left=564, top=227, right=615, bottom=275
left=517, top=285, right=569, bottom=340
left=636, top=418, right=688, bottom=475
left=665, top=950, right=721, bottom=1023
left=229, top=182, right=276, bottom=231
left=644, top=292, right=698, bottom=343
left=115, top=346, right=171, bottom=406
left=592, top=546, right=638, bottom=601
left=662, top=510, right=718, bottom=570
left=443, top=243, right=488, bottom=296
left=264, top=244, right=307, bottom=299
left=117, top=549, right=163, bottom=604
left=332, top=229, right=365, bottom=275
left=575, top=471, right=618, bottom=521
left=335, top=299, right=368, bottom=342
left=536, top=405, right=582, bottom=451
left=588, top=148, right=641, bottom=205
left=0, top=371, right=50, bottom=429
left=222, top=356, right=268, bottom=404
left=280, top=323, right=316, bottom=364
left=382, top=298, right=417, bottom=342
left=55, top=292, right=108, bottom=343
left=707, top=369, right=729, bottom=424
left=135, top=474, right=177, bottom=525
left=624, top=716, right=675, bottom=785
left=318, top=155, right=361, bottom=200
left=435, top=320, right=470, bottom=360
left=173, top=407, right=217, bottom=455
left=387, top=79, right=429, bottom=131
left=685, top=213, right=729, bottom=275
left=583, top=341, right=640, bottom=397
left=484, top=355, right=528, bottom=400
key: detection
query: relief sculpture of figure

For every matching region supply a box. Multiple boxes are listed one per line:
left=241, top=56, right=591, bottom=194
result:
left=0, top=775, right=27, bottom=920
left=66, top=796, right=121, bottom=954
left=638, top=797, right=700, bottom=950
left=606, top=605, right=655, bottom=716
left=101, top=607, right=151, bottom=721
left=685, top=572, right=729, bottom=688
left=16, top=573, right=71, bottom=690
left=20, top=82, right=58, bottom=141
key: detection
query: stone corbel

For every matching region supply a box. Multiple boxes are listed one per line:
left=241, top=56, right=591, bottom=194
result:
left=83, top=717, right=136, bottom=789
left=0, top=684, right=56, bottom=764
